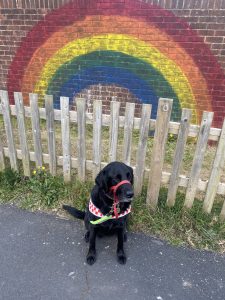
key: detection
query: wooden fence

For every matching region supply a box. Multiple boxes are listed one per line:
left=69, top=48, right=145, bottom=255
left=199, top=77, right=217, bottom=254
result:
left=0, top=90, right=225, bottom=220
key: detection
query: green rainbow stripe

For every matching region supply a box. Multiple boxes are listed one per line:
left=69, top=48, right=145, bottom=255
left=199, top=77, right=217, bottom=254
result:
left=34, top=34, right=197, bottom=123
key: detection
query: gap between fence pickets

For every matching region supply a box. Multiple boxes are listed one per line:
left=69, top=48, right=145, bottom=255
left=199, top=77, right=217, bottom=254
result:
left=0, top=104, right=221, bottom=141
left=2, top=147, right=225, bottom=196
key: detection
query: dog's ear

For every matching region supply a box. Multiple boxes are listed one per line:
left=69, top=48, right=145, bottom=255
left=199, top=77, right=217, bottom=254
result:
left=127, top=166, right=134, bottom=185
left=95, top=169, right=107, bottom=191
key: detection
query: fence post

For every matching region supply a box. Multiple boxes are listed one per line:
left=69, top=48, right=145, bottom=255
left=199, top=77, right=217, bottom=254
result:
left=0, top=98, right=5, bottom=171
left=109, top=101, right=120, bottom=162
left=29, top=93, right=43, bottom=168
left=146, top=98, right=173, bottom=210
left=76, top=98, right=86, bottom=181
left=134, top=104, right=152, bottom=195
left=166, top=109, right=192, bottom=207
left=60, top=97, right=71, bottom=182
left=14, top=92, right=31, bottom=177
left=203, top=118, right=225, bottom=213
left=0, top=90, right=18, bottom=171
left=184, top=111, right=214, bottom=209
left=45, top=95, right=57, bottom=176
left=123, top=102, right=135, bottom=166
left=93, top=100, right=102, bottom=180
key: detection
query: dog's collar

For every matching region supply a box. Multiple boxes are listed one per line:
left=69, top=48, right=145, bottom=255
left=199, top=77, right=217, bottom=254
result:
left=89, top=198, right=131, bottom=224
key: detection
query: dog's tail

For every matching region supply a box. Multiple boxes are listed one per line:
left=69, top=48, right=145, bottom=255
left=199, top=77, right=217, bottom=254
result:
left=62, top=205, right=85, bottom=220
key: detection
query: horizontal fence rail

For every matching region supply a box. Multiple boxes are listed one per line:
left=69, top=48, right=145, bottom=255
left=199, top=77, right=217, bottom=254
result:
left=0, top=102, right=222, bottom=141
left=0, top=90, right=225, bottom=220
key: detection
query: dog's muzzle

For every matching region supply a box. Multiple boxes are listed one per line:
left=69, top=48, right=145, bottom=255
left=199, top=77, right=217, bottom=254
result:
left=110, top=180, right=133, bottom=219
left=110, top=180, right=133, bottom=201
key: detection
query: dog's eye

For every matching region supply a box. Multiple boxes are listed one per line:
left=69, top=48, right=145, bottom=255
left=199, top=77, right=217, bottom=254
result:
left=126, top=172, right=131, bottom=180
left=111, top=179, right=118, bottom=185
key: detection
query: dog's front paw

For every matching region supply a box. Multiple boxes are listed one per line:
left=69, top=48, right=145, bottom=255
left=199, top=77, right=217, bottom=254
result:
left=86, top=250, right=96, bottom=265
left=117, top=249, right=127, bottom=265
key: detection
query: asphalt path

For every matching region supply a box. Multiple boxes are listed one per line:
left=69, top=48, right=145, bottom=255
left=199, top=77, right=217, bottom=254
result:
left=0, top=204, right=224, bottom=300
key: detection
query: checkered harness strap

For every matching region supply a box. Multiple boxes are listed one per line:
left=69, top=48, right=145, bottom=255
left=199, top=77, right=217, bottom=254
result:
left=89, top=198, right=131, bottom=219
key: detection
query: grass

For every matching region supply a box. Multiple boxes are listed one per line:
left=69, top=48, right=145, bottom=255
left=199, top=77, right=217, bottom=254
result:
left=130, top=186, right=225, bottom=253
left=0, top=167, right=224, bottom=254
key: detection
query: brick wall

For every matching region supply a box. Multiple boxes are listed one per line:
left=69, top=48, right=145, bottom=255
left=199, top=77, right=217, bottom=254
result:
left=0, top=0, right=225, bottom=126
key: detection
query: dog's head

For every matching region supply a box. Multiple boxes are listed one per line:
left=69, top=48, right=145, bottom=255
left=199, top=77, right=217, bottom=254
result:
left=95, top=161, right=134, bottom=203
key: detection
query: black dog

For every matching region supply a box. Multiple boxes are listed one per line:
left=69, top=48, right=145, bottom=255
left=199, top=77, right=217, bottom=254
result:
left=63, top=161, right=134, bottom=265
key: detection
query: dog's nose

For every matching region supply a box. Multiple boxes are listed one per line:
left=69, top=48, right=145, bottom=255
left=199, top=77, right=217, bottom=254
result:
left=126, top=191, right=134, bottom=198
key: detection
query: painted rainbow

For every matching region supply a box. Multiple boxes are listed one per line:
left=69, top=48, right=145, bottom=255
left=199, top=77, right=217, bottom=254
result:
left=7, top=0, right=225, bottom=126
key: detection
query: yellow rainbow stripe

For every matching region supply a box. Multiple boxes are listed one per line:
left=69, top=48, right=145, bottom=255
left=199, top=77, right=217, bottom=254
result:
left=34, top=34, right=197, bottom=123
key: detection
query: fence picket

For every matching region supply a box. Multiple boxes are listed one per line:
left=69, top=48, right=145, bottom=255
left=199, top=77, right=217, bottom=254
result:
left=0, top=90, right=18, bottom=171
left=93, top=100, right=102, bottom=180
left=167, top=109, right=192, bottom=207
left=147, top=98, right=173, bottom=210
left=203, top=118, right=225, bottom=213
left=184, top=111, right=214, bottom=209
left=14, top=92, right=30, bottom=176
left=45, top=95, right=57, bottom=176
left=123, top=102, right=135, bottom=165
left=29, top=93, right=43, bottom=168
left=60, top=97, right=71, bottom=182
left=0, top=131, right=5, bottom=171
left=220, top=200, right=225, bottom=221
left=76, top=98, right=86, bottom=181
left=134, top=104, right=152, bottom=195
left=109, top=101, right=120, bottom=162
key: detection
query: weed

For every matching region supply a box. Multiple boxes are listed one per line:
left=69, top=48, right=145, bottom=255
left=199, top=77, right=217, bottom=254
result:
left=29, top=167, right=65, bottom=207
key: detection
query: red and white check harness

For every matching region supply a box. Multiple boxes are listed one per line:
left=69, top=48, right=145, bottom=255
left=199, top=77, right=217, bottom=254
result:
left=89, top=180, right=132, bottom=220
